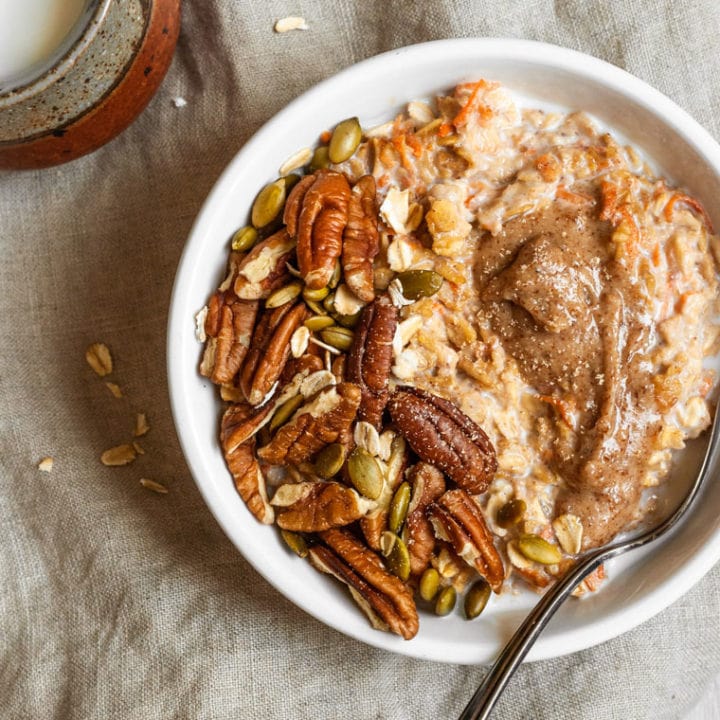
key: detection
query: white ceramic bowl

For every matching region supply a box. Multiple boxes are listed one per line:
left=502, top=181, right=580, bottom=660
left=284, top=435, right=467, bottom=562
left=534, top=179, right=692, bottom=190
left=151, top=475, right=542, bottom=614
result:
left=168, top=38, right=720, bottom=664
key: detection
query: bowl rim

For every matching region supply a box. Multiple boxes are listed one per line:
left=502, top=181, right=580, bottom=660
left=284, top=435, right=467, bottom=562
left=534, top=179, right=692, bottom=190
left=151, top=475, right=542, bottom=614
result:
left=167, top=37, right=720, bottom=664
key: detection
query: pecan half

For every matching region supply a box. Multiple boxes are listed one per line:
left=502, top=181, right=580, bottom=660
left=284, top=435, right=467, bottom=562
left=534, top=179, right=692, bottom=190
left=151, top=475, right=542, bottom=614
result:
left=257, top=382, right=361, bottom=465
left=224, top=438, right=274, bottom=524
left=233, top=229, right=296, bottom=300
left=284, top=175, right=315, bottom=237
left=271, top=481, right=373, bottom=532
left=220, top=401, right=274, bottom=454
left=240, top=300, right=308, bottom=405
left=308, top=528, right=419, bottom=640
left=359, top=510, right=386, bottom=552
left=342, top=175, right=379, bottom=302
left=201, top=291, right=259, bottom=385
left=428, top=489, right=504, bottom=592
left=221, top=404, right=274, bottom=524
left=388, top=386, right=497, bottom=494
left=403, top=462, right=446, bottom=576
left=282, top=351, right=325, bottom=384
left=347, top=295, right=398, bottom=428
left=284, top=169, right=351, bottom=289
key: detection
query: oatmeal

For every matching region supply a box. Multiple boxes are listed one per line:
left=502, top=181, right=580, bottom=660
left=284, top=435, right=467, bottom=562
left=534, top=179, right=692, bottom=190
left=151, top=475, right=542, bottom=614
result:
left=198, top=79, right=719, bottom=637
left=335, top=79, right=719, bottom=565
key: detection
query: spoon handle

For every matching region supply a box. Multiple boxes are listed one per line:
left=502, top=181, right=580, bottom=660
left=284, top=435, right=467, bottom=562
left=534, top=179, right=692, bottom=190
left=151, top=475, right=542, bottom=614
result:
left=458, top=551, right=606, bottom=720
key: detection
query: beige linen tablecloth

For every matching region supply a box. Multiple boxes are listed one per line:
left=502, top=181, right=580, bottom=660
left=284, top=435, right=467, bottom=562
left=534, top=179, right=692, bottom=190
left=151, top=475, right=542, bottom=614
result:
left=2, top=2, right=720, bottom=718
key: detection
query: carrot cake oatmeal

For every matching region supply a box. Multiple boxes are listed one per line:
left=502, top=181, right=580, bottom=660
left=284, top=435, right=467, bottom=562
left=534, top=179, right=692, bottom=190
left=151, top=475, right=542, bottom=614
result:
left=197, top=79, right=720, bottom=638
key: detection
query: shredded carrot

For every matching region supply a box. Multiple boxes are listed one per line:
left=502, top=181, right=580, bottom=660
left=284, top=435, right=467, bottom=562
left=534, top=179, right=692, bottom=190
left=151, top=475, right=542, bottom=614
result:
left=404, top=132, right=423, bottom=157
left=377, top=173, right=390, bottom=189
left=319, top=129, right=331, bottom=144
left=677, top=292, right=692, bottom=313
left=651, top=241, right=662, bottom=267
left=556, top=185, right=594, bottom=205
left=537, top=394, right=576, bottom=429
left=583, top=565, right=605, bottom=592
left=515, top=566, right=551, bottom=589
left=463, top=180, right=487, bottom=207
left=438, top=122, right=453, bottom=137
left=391, top=134, right=414, bottom=172
left=456, top=80, right=489, bottom=92
left=664, top=192, right=714, bottom=232
left=535, top=153, right=561, bottom=183
left=617, top=207, right=640, bottom=257
left=699, top=370, right=716, bottom=398
left=599, top=179, right=618, bottom=221
left=452, top=80, right=485, bottom=128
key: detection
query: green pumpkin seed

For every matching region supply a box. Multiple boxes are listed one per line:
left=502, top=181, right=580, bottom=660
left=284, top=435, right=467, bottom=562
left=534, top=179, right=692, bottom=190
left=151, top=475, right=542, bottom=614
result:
left=332, top=311, right=362, bottom=328
left=281, top=173, right=302, bottom=192
left=328, top=117, right=362, bottom=163
left=397, top=270, right=444, bottom=300
left=265, top=280, right=303, bottom=309
left=322, top=292, right=336, bottom=313
left=319, top=326, right=354, bottom=352
left=304, top=298, right=328, bottom=316
left=379, top=531, right=396, bottom=558
left=419, top=568, right=441, bottom=602
left=303, top=285, right=330, bottom=302
left=517, top=535, right=562, bottom=565
left=347, top=447, right=383, bottom=499
left=388, top=482, right=411, bottom=534
left=251, top=180, right=287, bottom=229
left=309, top=145, right=330, bottom=171
left=281, top=529, right=308, bottom=558
left=386, top=533, right=410, bottom=581
left=313, top=443, right=346, bottom=479
left=231, top=225, right=258, bottom=252
left=496, top=498, right=526, bottom=529
left=304, top=315, right=335, bottom=332
left=464, top=579, right=491, bottom=620
left=328, top=260, right=342, bottom=289
left=269, top=393, right=304, bottom=432
left=434, top=586, right=457, bottom=616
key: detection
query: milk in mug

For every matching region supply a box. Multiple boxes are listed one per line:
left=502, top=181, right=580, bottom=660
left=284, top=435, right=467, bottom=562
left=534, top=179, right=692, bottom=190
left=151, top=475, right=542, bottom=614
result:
left=0, top=0, right=88, bottom=88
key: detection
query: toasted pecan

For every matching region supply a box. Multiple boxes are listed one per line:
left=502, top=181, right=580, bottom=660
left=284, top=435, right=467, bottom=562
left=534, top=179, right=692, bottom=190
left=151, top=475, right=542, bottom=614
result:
left=272, top=481, right=372, bottom=532
left=404, top=462, right=446, bottom=576
left=257, top=382, right=361, bottom=465
left=388, top=386, right=497, bottom=494
left=342, top=175, right=379, bottom=302
left=233, top=229, right=296, bottom=300
left=347, top=295, right=398, bottom=428
left=309, top=528, right=419, bottom=639
left=240, top=300, right=308, bottom=405
left=284, top=170, right=351, bottom=289
left=428, top=489, right=504, bottom=592
left=201, top=291, right=259, bottom=385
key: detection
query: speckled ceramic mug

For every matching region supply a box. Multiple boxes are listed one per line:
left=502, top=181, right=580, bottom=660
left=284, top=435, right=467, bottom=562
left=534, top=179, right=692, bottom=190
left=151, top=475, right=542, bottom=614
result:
left=0, top=0, right=180, bottom=170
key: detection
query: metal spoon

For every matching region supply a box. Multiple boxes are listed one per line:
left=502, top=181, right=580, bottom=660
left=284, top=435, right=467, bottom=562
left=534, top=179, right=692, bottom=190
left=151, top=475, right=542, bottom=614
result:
left=458, top=409, right=720, bottom=720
